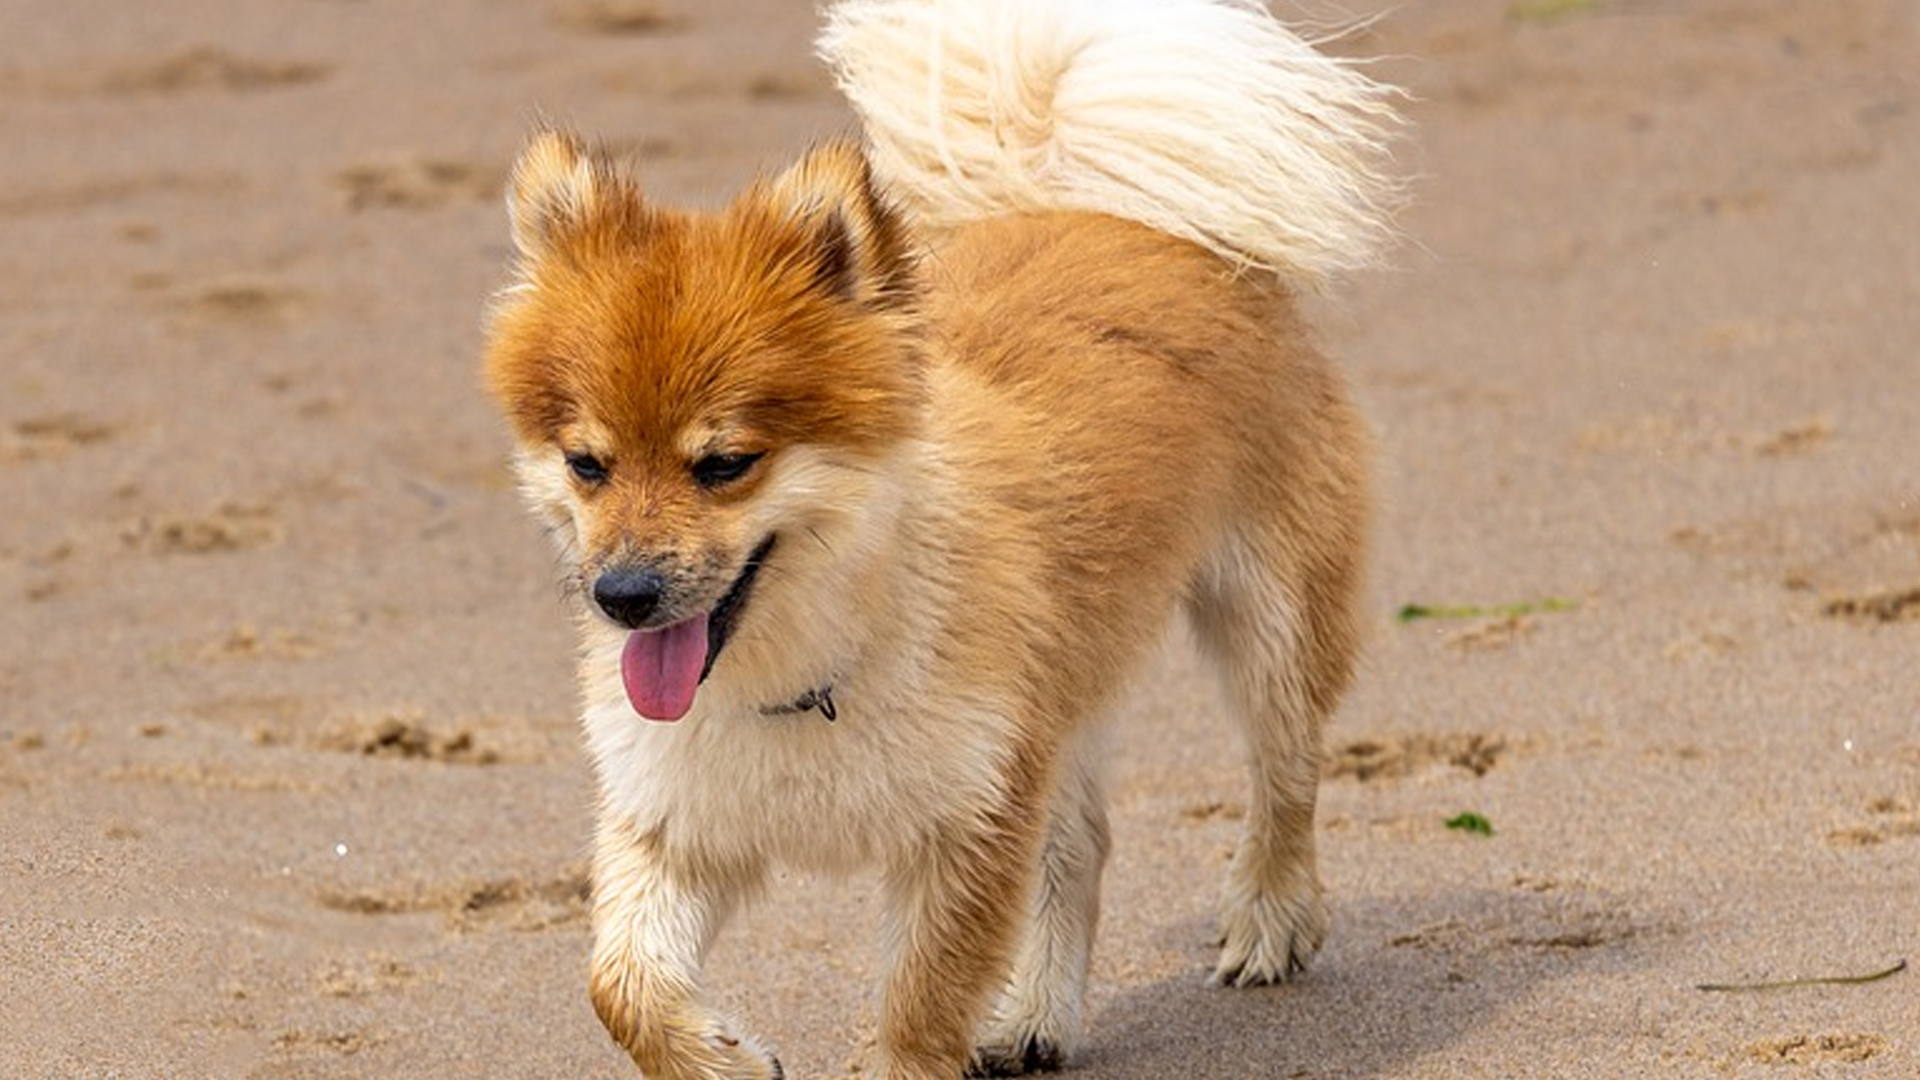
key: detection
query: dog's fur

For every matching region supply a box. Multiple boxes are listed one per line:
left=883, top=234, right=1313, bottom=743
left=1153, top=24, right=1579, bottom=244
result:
left=482, top=2, right=1400, bottom=1077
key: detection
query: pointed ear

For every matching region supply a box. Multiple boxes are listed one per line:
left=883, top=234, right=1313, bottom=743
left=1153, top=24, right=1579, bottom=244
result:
left=506, top=129, right=610, bottom=260
left=761, top=141, right=916, bottom=308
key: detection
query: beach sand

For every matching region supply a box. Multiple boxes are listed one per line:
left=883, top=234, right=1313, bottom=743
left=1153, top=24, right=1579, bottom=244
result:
left=2, top=1, right=1916, bottom=1076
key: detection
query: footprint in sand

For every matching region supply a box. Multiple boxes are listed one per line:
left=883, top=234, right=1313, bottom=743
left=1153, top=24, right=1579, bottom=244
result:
left=125, top=502, right=283, bottom=556
left=1, top=414, right=120, bottom=463
left=105, top=759, right=317, bottom=793
left=315, top=710, right=504, bottom=765
left=1742, top=1033, right=1888, bottom=1067
left=178, top=281, right=309, bottom=326
left=0, top=48, right=330, bottom=97
left=1441, top=614, right=1539, bottom=653
left=1826, top=795, right=1920, bottom=848
left=187, top=624, right=328, bottom=664
left=18, top=542, right=77, bottom=603
left=1325, top=731, right=1508, bottom=783
left=238, top=705, right=569, bottom=767
left=744, top=72, right=831, bottom=101
left=313, top=954, right=420, bottom=999
left=269, top=1028, right=386, bottom=1062
left=0, top=172, right=245, bottom=216
left=317, top=865, right=591, bottom=932
left=334, top=160, right=503, bottom=212
left=1749, top=417, right=1833, bottom=458
left=1820, top=584, right=1920, bottom=624
left=1386, top=877, right=1645, bottom=961
left=1579, top=409, right=1835, bottom=460
left=552, top=0, right=682, bottom=35
left=1798, top=509, right=1920, bottom=620
left=97, top=48, right=330, bottom=95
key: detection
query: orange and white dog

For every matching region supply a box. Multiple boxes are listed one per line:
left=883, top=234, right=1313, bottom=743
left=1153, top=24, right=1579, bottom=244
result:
left=483, top=1, right=1400, bottom=1077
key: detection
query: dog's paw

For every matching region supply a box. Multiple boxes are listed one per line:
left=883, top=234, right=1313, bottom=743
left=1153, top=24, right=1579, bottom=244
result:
left=971, top=984, right=1079, bottom=1076
left=1209, top=882, right=1328, bottom=988
left=688, top=1023, right=784, bottom=1080
left=968, top=1036, right=1065, bottom=1077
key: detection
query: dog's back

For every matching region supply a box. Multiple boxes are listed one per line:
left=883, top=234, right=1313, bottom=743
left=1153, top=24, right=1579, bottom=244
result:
left=912, top=208, right=1365, bottom=717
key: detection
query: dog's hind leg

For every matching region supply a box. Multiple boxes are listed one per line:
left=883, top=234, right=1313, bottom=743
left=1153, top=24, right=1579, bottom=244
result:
left=971, top=728, right=1110, bottom=1075
left=1185, top=524, right=1361, bottom=987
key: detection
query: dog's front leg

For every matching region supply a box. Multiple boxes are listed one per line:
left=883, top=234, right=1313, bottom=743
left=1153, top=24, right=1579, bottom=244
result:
left=590, top=815, right=776, bottom=1080
left=879, top=784, right=1047, bottom=1080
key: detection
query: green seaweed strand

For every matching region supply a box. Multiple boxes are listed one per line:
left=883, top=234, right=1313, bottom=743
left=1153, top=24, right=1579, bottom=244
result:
left=1395, top=598, right=1578, bottom=624
left=1696, top=958, right=1907, bottom=993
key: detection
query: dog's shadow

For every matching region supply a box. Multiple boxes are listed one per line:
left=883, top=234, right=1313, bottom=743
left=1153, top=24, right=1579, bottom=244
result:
left=1076, top=883, right=1661, bottom=1079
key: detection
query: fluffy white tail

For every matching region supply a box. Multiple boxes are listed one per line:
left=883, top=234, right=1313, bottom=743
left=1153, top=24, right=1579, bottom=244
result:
left=818, top=0, right=1403, bottom=284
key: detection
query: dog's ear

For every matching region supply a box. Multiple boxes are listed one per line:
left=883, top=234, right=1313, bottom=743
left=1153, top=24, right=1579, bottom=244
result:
left=761, top=142, right=916, bottom=308
left=507, top=129, right=611, bottom=261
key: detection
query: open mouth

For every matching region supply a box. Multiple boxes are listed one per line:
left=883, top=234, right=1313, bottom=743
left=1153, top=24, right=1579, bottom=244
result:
left=701, top=533, right=778, bottom=681
left=618, top=533, right=776, bottom=722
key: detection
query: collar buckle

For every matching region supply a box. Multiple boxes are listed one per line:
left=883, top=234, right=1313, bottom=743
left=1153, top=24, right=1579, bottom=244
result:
left=759, top=683, right=837, bottom=721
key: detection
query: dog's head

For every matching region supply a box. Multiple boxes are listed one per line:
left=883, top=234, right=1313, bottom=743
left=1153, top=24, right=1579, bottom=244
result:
left=484, top=131, right=922, bottom=721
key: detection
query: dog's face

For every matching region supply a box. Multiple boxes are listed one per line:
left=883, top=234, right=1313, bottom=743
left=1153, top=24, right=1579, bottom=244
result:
left=484, top=133, right=921, bottom=720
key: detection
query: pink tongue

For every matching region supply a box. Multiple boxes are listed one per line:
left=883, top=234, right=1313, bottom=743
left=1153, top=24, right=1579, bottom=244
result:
left=619, top=613, right=711, bottom=722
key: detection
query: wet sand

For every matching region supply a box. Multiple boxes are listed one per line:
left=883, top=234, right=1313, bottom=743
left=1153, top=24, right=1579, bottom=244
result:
left=3, top=1, right=1916, bottom=1076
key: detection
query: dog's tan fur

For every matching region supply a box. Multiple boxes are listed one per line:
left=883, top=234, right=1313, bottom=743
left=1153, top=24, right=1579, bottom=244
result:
left=483, top=3, right=1393, bottom=1076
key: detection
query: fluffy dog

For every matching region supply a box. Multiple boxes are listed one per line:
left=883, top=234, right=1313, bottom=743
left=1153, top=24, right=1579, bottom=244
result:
left=482, top=1, right=1400, bottom=1076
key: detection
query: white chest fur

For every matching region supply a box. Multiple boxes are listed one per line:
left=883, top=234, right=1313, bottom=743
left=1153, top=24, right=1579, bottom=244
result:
left=580, top=628, right=1017, bottom=874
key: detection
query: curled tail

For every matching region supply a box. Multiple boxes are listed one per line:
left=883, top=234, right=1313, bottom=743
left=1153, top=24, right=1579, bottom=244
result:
left=818, top=0, right=1404, bottom=285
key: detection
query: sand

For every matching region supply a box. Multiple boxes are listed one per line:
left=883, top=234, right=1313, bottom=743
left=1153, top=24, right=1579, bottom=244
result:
left=3, top=0, right=1916, bottom=1076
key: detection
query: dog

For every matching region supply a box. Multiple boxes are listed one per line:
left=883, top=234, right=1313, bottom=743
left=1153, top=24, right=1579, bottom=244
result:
left=482, top=1, right=1400, bottom=1076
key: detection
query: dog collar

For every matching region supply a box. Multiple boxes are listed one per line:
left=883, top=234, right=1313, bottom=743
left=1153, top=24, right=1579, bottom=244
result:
left=759, top=682, right=837, bottom=722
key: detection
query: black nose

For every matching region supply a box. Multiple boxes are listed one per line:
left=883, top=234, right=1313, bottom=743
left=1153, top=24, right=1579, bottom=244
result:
left=593, top=566, right=667, bottom=629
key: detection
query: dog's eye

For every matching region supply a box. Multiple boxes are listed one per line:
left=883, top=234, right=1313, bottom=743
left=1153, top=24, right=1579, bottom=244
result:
left=690, top=452, right=764, bottom=489
left=565, top=452, right=610, bottom=485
